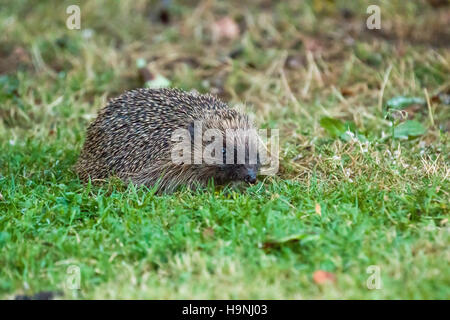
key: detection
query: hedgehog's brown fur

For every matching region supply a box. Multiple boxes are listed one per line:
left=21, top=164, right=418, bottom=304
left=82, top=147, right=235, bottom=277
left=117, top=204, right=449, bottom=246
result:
left=75, top=88, right=261, bottom=192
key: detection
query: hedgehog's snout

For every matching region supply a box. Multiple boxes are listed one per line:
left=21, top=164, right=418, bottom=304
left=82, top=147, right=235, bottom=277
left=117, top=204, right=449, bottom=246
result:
left=236, top=165, right=258, bottom=184
left=244, top=168, right=257, bottom=184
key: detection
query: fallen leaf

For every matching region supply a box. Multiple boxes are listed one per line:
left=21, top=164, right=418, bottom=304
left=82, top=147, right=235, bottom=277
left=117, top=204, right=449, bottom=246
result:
left=386, top=96, right=425, bottom=110
left=313, top=270, right=336, bottom=285
left=202, top=227, right=215, bottom=239
left=320, top=117, right=366, bottom=142
left=212, top=17, right=240, bottom=41
left=319, top=117, right=346, bottom=138
left=394, top=120, right=426, bottom=139
left=340, top=83, right=367, bottom=97
left=315, top=203, right=322, bottom=216
left=340, top=87, right=355, bottom=97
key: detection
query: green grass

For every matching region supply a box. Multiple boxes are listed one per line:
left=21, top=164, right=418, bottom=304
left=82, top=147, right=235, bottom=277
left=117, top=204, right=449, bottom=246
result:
left=0, top=0, right=449, bottom=299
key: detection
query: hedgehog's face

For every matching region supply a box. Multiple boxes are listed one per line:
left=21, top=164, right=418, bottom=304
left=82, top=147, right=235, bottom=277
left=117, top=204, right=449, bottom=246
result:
left=195, top=117, right=261, bottom=185
left=214, top=144, right=261, bottom=184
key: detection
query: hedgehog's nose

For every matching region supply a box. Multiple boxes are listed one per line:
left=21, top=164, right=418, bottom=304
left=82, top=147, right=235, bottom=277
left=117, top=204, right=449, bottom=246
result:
left=244, top=169, right=257, bottom=184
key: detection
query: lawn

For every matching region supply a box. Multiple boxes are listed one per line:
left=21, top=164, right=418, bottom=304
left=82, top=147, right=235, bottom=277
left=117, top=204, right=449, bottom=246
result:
left=0, top=0, right=449, bottom=299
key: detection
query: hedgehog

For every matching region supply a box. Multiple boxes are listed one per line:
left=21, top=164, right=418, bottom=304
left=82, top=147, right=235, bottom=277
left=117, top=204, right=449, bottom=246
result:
left=75, top=88, right=263, bottom=192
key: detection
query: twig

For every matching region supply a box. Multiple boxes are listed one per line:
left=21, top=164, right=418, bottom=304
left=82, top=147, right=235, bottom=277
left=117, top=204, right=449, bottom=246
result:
left=424, top=88, right=434, bottom=127
left=378, top=64, right=392, bottom=112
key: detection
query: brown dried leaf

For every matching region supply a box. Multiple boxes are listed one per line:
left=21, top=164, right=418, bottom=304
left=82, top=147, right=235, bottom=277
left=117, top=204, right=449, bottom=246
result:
left=315, top=203, right=322, bottom=216
left=211, top=17, right=240, bottom=41
left=313, top=270, right=336, bottom=285
left=340, top=87, right=355, bottom=97
left=340, top=83, right=367, bottom=97
left=202, top=227, right=215, bottom=239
